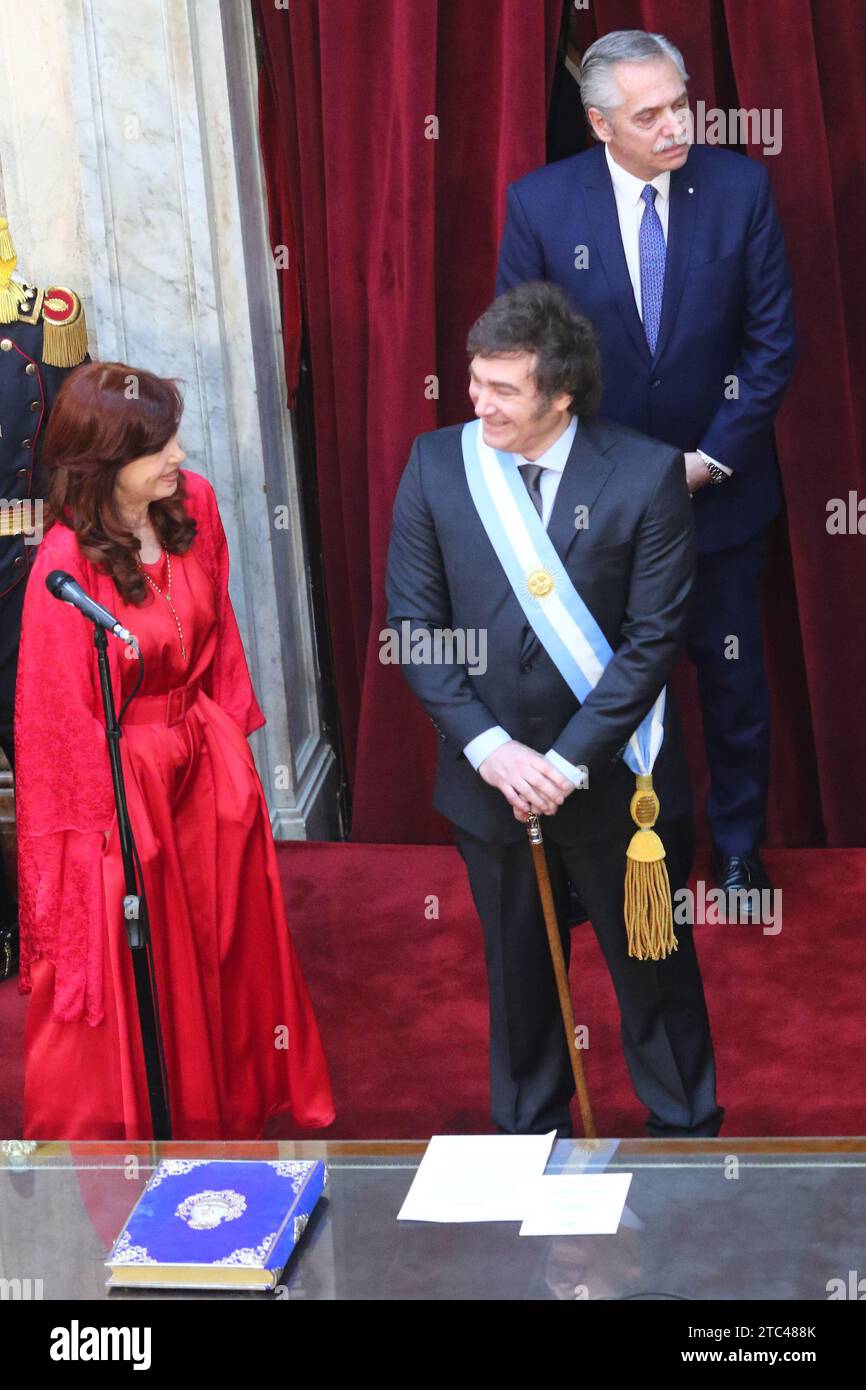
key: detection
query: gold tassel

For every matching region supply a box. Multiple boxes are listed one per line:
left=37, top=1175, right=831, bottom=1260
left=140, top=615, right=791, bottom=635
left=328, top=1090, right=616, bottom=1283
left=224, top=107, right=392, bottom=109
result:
left=624, top=773, right=678, bottom=961
left=0, top=216, right=15, bottom=262
left=0, top=215, right=26, bottom=324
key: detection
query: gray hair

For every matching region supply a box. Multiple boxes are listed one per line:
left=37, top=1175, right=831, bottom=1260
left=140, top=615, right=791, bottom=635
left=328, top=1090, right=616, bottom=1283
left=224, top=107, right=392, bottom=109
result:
left=578, top=30, right=689, bottom=120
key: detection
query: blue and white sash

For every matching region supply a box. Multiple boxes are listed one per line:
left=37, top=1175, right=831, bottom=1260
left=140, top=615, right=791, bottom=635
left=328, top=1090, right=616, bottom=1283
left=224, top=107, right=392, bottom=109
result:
left=461, top=418, right=665, bottom=778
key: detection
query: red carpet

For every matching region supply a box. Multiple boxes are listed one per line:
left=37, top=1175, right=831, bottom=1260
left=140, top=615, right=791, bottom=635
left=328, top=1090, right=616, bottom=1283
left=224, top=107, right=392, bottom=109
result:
left=1, top=844, right=865, bottom=1138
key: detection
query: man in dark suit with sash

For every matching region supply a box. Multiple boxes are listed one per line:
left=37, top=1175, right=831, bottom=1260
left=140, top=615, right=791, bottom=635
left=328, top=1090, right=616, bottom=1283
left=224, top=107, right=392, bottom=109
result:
left=497, top=31, right=796, bottom=909
left=386, top=281, right=723, bottom=1138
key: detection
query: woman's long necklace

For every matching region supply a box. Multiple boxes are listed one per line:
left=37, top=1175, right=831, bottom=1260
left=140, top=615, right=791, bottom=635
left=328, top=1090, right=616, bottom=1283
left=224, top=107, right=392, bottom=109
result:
left=138, top=547, right=187, bottom=661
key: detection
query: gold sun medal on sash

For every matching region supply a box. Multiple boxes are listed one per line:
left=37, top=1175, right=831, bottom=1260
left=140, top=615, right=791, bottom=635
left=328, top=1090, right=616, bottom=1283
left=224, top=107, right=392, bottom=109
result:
left=526, top=567, right=555, bottom=600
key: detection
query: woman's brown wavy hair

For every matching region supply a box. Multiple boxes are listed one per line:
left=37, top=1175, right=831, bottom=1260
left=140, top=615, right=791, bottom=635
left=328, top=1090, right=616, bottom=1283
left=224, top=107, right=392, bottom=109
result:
left=43, top=361, right=196, bottom=604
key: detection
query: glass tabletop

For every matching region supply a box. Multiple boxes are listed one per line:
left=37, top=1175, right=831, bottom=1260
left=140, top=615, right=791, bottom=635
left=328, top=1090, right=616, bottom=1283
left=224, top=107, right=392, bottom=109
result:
left=1, top=1138, right=863, bottom=1301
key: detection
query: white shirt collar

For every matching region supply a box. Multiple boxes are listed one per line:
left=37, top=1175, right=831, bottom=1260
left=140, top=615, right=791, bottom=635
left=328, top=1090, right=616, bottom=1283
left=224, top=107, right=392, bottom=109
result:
left=605, top=143, right=670, bottom=207
left=563, top=52, right=581, bottom=85
left=513, top=414, right=577, bottom=475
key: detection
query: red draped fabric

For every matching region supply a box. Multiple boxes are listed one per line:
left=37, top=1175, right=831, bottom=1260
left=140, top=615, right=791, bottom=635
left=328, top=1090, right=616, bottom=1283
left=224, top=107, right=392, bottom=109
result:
left=253, top=0, right=562, bottom=841
left=257, top=48, right=302, bottom=409
left=253, top=0, right=866, bottom=848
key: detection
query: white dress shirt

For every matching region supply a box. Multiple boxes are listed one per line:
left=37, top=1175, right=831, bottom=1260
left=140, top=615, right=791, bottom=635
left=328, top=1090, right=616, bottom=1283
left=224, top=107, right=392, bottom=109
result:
left=604, top=145, right=729, bottom=475
left=463, top=416, right=588, bottom=789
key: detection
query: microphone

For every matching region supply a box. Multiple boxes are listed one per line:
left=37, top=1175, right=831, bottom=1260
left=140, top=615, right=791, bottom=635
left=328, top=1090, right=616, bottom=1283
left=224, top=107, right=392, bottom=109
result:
left=46, top=570, right=137, bottom=646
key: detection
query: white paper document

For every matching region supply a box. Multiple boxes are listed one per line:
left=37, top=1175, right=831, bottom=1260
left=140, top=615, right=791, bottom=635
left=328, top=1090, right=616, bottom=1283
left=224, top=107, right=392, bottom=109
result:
left=519, top=1173, right=633, bottom=1236
left=397, top=1133, right=556, bottom=1223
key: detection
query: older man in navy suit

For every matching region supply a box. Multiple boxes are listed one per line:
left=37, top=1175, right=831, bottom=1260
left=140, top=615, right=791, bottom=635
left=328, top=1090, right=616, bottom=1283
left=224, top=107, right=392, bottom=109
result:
left=497, top=30, right=797, bottom=909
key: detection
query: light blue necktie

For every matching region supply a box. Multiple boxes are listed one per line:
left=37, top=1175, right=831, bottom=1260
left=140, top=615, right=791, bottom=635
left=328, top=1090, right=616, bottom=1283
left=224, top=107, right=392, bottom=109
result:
left=639, top=184, right=666, bottom=354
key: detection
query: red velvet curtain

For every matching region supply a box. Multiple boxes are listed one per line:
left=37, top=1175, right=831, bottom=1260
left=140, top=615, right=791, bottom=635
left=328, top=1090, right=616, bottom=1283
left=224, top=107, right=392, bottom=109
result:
left=254, top=0, right=866, bottom=848
left=253, top=0, right=562, bottom=841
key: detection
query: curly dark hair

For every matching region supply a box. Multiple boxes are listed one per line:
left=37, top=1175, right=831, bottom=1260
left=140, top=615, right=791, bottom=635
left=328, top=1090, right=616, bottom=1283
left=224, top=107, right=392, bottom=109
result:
left=466, top=281, right=602, bottom=417
left=42, top=361, right=196, bottom=604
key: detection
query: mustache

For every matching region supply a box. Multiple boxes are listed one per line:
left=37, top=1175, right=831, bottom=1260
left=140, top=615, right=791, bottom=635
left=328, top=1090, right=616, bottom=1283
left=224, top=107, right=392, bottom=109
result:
left=652, top=127, right=691, bottom=154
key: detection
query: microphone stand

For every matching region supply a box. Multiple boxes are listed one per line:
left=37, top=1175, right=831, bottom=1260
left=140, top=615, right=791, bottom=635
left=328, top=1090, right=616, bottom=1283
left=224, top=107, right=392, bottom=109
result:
left=93, top=626, right=172, bottom=1139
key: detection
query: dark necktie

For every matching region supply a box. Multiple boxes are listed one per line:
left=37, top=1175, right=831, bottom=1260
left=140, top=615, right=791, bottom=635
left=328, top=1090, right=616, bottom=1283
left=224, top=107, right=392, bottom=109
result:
left=519, top=463, right=545, bottom=522
left=639, top=183, right=666, bottom=354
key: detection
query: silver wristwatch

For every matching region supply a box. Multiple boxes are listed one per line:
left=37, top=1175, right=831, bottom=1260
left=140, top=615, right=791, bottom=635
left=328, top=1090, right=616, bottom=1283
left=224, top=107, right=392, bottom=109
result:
left=703, top=458, right=728, bottom=485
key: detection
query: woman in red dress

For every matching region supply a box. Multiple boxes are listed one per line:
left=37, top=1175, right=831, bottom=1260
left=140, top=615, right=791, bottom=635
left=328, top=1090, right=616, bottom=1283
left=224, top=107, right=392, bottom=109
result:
left=15, top=362, right=335, bottom=1140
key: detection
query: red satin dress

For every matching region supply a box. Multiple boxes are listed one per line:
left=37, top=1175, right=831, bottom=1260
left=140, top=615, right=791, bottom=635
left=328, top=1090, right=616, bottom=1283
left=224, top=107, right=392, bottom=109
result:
left=23, top=546, right=335, bottom=1140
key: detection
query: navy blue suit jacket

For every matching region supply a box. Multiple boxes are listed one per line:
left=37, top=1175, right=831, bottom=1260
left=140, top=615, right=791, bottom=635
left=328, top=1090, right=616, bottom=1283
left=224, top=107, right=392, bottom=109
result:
left=496, top=143, right=797, bottom=553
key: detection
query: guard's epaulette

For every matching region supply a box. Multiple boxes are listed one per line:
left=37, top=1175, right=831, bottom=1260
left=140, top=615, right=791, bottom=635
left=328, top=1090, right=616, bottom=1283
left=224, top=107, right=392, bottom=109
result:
left=0, top=217, right=88, bottom=367
left=32, top=286, right=89, bottom=368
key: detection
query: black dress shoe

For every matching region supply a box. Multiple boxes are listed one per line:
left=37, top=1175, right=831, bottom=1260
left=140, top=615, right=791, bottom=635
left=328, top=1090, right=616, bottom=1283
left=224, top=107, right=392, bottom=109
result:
left=646, top=1106, right=725, bottom=1139
left=710, top=847, right=772, bottom=921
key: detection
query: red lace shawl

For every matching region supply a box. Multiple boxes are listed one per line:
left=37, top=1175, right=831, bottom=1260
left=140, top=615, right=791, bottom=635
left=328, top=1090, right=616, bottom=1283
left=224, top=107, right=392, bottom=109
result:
left=14, top=469, right=265, bottom=1023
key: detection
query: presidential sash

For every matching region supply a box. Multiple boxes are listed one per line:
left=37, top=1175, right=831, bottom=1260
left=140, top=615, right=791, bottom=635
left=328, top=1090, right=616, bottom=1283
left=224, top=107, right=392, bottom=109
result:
left=461, top=418, right=676, bottom=960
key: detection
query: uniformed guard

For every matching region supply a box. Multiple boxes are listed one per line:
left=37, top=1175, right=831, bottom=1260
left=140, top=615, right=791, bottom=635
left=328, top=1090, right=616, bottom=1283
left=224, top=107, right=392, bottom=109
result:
left=0, top=215, right=89, bottom=975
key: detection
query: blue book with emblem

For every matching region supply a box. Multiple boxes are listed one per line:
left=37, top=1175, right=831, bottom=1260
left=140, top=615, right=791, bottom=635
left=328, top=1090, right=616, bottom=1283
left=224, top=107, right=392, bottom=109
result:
left=106, top=1159, right=327, bottom=1291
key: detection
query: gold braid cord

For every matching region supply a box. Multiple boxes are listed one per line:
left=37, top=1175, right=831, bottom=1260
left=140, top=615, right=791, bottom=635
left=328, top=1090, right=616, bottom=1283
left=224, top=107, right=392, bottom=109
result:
left=0, top=215, right=27, bottom=323
left=624, top=773, right=678, bottom=961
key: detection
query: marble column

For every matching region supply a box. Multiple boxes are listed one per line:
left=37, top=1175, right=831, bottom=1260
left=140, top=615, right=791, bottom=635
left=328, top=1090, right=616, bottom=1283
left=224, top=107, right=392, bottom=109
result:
left=0, top=0, right=336, bottom=839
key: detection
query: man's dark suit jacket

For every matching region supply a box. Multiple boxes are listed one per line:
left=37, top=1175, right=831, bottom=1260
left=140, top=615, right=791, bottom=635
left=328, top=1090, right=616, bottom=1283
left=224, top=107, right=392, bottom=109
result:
left=386, top=416, right=695, bottom=845
left=496, top=143, right=797, bottom=553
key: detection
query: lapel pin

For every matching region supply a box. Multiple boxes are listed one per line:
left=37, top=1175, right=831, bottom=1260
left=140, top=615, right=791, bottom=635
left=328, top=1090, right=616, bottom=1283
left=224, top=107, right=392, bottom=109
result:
left=688, top=187, right=694, bottom=194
